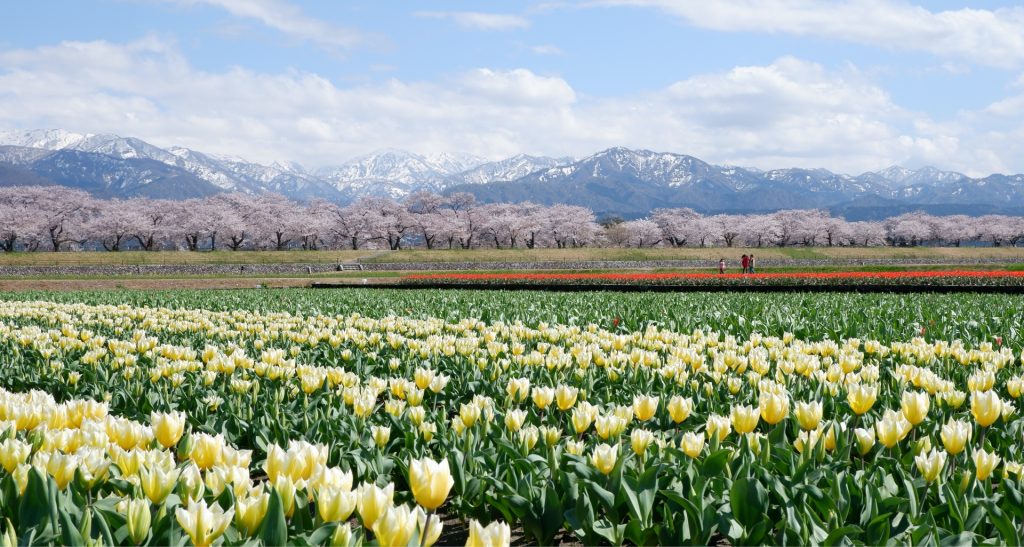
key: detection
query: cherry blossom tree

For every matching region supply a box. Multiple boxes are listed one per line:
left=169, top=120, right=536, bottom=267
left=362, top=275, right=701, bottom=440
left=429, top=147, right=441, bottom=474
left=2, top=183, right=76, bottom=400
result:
left=651, top=208, right=701, bottom=247
left=85, top=199, right=134, bottom=251
left=0, top=186, right=48, bottom=252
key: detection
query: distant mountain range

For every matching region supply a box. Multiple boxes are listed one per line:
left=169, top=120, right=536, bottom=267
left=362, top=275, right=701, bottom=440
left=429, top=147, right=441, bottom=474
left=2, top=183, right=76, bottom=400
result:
left=2, top=129, right=1024, bottom=220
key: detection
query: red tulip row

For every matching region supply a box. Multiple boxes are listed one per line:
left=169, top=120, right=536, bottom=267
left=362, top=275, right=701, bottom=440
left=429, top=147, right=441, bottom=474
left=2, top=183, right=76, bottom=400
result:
left=402, top=270, right=1024, bottom=286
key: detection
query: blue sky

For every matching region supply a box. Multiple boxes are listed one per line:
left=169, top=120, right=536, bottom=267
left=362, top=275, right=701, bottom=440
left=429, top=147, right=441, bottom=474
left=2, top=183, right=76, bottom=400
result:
left=3, top=1, right=1024, bottom=175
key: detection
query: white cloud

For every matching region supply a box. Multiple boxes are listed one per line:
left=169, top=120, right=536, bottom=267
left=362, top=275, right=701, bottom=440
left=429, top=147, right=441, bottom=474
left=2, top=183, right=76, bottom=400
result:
left=591, top=0, right=1024, bottom=69
left=168, top=0, right=376, bottom=50
left=415, top=11, right=530, bottom=31
left=530, top=44, right=565, bottom=55
left=0, top=37, right=1019, bottom=176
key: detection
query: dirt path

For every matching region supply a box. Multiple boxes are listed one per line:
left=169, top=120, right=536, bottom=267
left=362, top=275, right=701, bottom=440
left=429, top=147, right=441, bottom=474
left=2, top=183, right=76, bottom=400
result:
left=0, top=277, right=401, bottom=291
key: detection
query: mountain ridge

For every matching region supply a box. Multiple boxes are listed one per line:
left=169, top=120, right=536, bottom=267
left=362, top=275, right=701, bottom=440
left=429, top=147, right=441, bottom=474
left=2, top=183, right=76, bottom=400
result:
left=2, top=129, right=1024, bottom=219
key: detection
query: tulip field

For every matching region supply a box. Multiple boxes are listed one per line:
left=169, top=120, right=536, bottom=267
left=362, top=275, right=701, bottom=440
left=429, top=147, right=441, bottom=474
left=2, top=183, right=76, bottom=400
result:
left=1, top=289, right=1024, bottom=545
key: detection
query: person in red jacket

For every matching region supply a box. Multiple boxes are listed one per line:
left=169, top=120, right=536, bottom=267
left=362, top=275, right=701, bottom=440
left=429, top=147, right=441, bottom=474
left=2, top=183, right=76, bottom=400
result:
left=741, top=254, right=749, bottom=274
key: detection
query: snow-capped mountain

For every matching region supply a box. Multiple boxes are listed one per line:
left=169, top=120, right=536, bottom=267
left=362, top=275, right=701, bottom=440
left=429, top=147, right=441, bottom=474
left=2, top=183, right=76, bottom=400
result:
left=450, top=147, right=1024, bottom=217
left=315, top=149, right=487, bottom=198
left=3, top=129, right=1024, bottom=218
left=451, top=154, right=573, bottom=185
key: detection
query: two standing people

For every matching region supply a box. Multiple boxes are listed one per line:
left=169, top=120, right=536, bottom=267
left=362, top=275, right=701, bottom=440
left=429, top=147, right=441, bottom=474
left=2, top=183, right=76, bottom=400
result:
left=740, top=254, right=756, bottom=274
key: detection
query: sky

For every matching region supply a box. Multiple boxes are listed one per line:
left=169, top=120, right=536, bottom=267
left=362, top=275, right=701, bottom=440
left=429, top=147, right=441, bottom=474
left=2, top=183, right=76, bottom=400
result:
left=2, top=1, right=1024, bottom=176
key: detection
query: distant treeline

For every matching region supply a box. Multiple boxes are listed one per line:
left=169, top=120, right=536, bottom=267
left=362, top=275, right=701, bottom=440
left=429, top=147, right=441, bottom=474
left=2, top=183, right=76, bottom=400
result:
left=1, top=186, right=1021, bottom=252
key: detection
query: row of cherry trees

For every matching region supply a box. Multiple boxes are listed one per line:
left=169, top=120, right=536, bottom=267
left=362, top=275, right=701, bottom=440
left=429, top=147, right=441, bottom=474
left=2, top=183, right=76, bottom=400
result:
left=1, top=186, right=1022, bottom=252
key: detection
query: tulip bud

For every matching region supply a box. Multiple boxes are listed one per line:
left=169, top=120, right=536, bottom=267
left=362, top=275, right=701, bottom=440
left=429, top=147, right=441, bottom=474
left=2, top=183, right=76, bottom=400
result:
left=371, top=426, right=391, bottom=449
left=317, top=486, right=357, bottom=522
left=123, top=498, right=151, bottom=546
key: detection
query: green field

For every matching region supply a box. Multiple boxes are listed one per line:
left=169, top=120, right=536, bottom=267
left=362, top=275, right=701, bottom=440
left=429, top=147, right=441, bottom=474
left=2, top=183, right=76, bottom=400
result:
left=2, top=246, right=1024, bottom=267
left=3, top=288, right=1020, bottom=346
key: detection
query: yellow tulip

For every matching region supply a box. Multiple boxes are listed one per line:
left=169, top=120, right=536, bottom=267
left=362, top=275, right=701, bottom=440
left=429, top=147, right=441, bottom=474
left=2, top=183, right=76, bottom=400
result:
left=372, top=504, right=418, bottom=547
left=175, top=500, right=234, bottom=547
left=876, top=409, right=911, bottom=449
left=590, top=443, right=618, bottom=475
left=973, top=448, right=1001, bottom=481
left=706, top=414, right=731, bottom=442
left=555, top=385, right=578, bottom=411
left=847, top=384, right=877, bottom=415
left=151, top=411, right=186, bottom=449
left=419, top=422, right=436, bottom=442
left=731, top=405, right=760, bottom=434
left=317, top=486, right=357, bottom=522
left=914, top=448, right=946, bottom=483
left=371, top=426, right=391, bottom=449
left=0, top=438, right=30, bottom=474
left=234, top=489, right=270, bottom=537
left=680, top=432, right=704, bottom=458
left=940, top=419, right=971, bottom=455
left=594, top=415, right=624, bottom=440
left=408, top=457, right=454, bottom=511
left=459, top=403, right=481, bottom=427
left=853, top=427, right=875, bottom=456
left=630, top=429, right=654, bottom=457
left=466, top=519, right=512, bottom=547
left=178, top=463, right=205, bottom=502
left=531, top=387, right=554, bottom=410
left=540, top=426, right=560, bottom=446
left=667, top=396, right=693, bottom=423
left=414, top=368, right=435, bottom=390
left=416, top=506, right=443, bottom=547
left=900, top=391, right=930, bottom=427
left=572, top=408, right=594, bottom=434
left=971, top=390, right=1002, bottom=427
left=565, top=440, right=585, bottom=456
left=503, top=409, right=526, bottom=433
left=42, top=452, right=78, bottom=489
left=633, top=395, right=659, bottom=421
left=794, top=428, right=821, bottom=454
left=140, top=464, right=180, bottom=505
left=356, top=482, right=394, bottom=529
left=331, top=523, right=353, bottom=547
left=190, top=433, right=225, bottom=471
left=407, top=406, right=425, bottom=426
left=794, top=401, right=823, bottom=431
left=759, top=392, right=789, bottom=425
left=518, top=426, right=540, bottom=451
